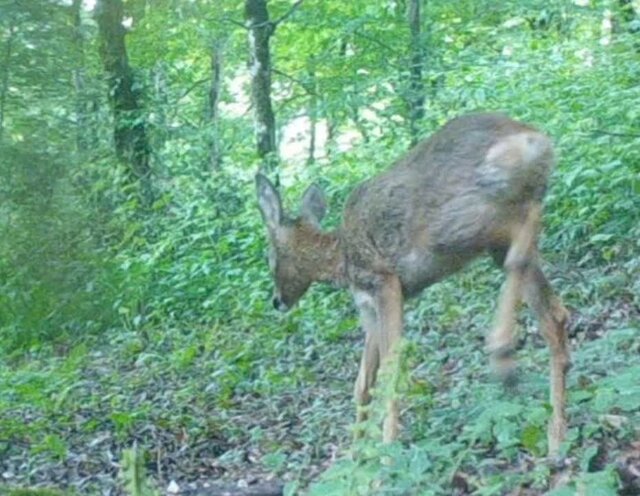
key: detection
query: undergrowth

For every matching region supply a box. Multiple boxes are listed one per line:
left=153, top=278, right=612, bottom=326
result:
left=1, top=6, right=639, bottom=496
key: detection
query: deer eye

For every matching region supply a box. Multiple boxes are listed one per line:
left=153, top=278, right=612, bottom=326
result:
left=267, top=247, right=277, bottom=271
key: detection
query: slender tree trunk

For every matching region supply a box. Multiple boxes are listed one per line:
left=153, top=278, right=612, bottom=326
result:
left=324, top=40, right=348, bottom=159
left=307, top=69, right=316, bottom=165
left=71, top=0, right=89, bottom=152
left=0, top=22, right=15, bottom=145
left=407, top=0, right=425, bottom=145
left=152, top=61, right=168, bottom=152
left=245, top=0, right=277, bottom=171
left=95, top=0, right=151, bottom=201
left=209, top=39, right=224, bottom=170
left=348, top=105, right=369, bottom=143
left=308, top=109, right=316, bottom=165
left=326, top=117, right=337, bottom=158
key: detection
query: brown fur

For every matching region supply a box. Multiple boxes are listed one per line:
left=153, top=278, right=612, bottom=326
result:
left=256, top=113, right=570, bottom=456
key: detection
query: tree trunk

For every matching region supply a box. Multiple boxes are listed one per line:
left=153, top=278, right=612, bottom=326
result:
left=152, top=61, right=169, bottom=152
left=326, top=116, right=337, bottom=158
left=308, top=108, right=316, bottom=165
left=307, top=69, right=316, bottom=165
left=71, top=0, right=90, bottom=152
left=407, top=0, right=425, bottom=145
left=324, top=40, right=348, bottom=159
left=347, top=103, right=369, bottom=143
left=209, top=39, right=224, bottom=170
left=0, top=22, right=15, bottom=145
left=245, top=0, right=277, bottom=171
left=95, top=0, right=152, bottom=201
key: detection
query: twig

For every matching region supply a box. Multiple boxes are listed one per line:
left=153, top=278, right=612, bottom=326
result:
left=272, top=68, right=316, bottom=95
left=352, top=30, right=397, bottom=54
left=589, top=129, right=640, bottom=139
left=277, top=92, right=309, bottom=109
left=222, top=16, right=247, bottom=29
left=176, top=78, right=210, bottom=102
left=272, top=0, right=304, bottom=28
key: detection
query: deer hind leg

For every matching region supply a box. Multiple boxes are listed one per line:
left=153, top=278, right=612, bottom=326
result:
left=376, top=274, right=404, bottom=442
left=523, top=264, right=570, bottom=457
left=487, top=203, right=541, bottom=381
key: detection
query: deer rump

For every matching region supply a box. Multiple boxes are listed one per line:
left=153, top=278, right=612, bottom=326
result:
left=341, top=113, right=554, bottom=297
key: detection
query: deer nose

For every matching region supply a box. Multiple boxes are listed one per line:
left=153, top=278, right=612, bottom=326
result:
left=272, top=296, right=288, bottom=312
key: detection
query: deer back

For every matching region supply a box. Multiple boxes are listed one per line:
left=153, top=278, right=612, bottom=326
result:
left=340, top=113, right=554, bottom=296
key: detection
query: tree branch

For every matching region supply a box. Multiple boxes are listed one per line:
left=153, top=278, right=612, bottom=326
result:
left=176, top=77, right=210, bottom=102
left=230, top=0, right=304, bottom=32
left=352, top=30, right=397, bottom=54
left=222, top=16, right=247, bottom=29
left=272, top=0, right=304, bottom=28
left=272, top=68, right=316, bottom=95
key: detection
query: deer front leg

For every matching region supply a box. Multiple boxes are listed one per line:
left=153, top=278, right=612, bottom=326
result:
left=353, top=299, right=380, bottom=427
left=524, top=264, right=570, bottom=457
left=353, top=276, right=404, bottom=442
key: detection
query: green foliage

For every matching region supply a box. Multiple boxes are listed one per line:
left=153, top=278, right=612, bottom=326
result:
left=0, top=489, right=69, bottom=496
left=0, top=143, right=120, bottom=352
left=0, top=0, right=639, bottom=494
left=307, top=327, right=635, bottom=495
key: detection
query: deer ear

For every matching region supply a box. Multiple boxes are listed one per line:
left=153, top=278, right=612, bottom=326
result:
left=256, top=173, right=282, bottom=229
left=300, top=184, right=327, bottom=225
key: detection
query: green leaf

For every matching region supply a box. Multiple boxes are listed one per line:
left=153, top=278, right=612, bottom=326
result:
left=521, top=423, right=544, bottom=455
left=579, top=469, right=619, bottom=496
left=547, top=486, right=576, bottom=496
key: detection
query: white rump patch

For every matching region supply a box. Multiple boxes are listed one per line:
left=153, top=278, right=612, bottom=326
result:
left=485, top=132, right=550, bottom=168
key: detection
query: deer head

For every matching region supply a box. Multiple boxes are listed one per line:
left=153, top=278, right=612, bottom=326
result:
left=255, top=173, right=328, bottom=312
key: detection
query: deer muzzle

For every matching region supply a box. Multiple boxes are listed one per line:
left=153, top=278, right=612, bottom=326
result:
left=272, top=295, right=289, bottom=312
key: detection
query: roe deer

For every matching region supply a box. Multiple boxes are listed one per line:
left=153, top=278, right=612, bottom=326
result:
left=255, top=113, right=570, bottom=456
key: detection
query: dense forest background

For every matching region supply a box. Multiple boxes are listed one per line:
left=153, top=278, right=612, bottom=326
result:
left=1, top=0, right=639, bottom=495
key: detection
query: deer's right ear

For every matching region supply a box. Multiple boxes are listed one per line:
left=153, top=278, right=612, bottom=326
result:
left=300, top=184, right=327, bottom=226
left=255, top=173, right=282, bottom=229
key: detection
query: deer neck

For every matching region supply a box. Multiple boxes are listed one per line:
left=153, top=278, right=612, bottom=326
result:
left=301, top=227, right=346, bottom=287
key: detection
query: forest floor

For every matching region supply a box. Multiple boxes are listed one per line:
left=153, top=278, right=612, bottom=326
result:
left=1, top=262, right=639, bottom=496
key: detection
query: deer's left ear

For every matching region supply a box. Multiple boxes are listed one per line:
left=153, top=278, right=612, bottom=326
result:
left=256, top=173, right=282, bottom=230
left=300, top=184, right=327, bottom=225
